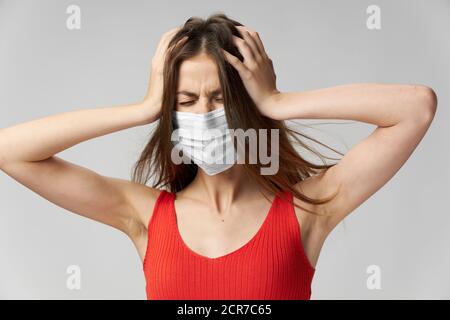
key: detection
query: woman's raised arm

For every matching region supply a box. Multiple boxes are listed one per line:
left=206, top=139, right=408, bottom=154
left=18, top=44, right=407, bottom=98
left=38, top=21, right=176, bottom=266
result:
left=266, top=83, right=438, bottom=233
left=222, top=26, right=438, bottom=233
left=0, top=101, right=159, bottom=238
left=0, top=27, right=186, bottom=240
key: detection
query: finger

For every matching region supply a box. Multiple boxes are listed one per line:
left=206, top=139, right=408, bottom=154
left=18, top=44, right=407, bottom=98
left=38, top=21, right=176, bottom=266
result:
left=237, top=26, right=267, bottom=58
left=167, top=35, right=188, bottom=53
left=162, top=27, right=182, bottom=48
left=253, top=32, right=267, bottom=57
left=222, top=48, right=250, bottom=78
left=163, top=26, right=182, bottom=39
left=232, top=35, right=256, bottom=66
left=157, top=27, right=181, bottom=52
left=236, top=26, right=262, bottom=57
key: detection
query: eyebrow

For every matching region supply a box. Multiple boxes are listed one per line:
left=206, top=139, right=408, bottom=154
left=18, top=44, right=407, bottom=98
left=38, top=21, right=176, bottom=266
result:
left=176, top=89, right=222, bottom=98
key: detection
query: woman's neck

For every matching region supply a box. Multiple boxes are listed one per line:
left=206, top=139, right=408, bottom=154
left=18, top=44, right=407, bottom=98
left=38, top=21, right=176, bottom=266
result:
left=180, top=165, right=266, bottom=214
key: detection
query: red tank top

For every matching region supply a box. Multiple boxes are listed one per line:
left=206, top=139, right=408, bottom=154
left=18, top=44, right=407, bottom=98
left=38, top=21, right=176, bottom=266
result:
left=142, top=189, right=315, bottom=300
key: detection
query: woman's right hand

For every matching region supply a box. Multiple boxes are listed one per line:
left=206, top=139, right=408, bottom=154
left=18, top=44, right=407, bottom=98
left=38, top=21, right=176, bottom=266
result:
left=141, top=27, right=188, bottom=124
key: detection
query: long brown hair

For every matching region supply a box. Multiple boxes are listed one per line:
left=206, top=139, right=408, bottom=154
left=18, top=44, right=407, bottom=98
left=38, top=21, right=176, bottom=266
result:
left=132, top=12, right=344, bottom=216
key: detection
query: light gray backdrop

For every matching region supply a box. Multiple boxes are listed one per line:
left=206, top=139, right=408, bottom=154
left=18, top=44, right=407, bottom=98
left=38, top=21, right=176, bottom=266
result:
left=0, top=0, right=449, bottom=299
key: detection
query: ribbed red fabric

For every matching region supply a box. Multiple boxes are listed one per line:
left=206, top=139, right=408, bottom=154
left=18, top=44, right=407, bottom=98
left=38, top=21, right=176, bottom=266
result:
left=142, top=189, right=315, bottom=300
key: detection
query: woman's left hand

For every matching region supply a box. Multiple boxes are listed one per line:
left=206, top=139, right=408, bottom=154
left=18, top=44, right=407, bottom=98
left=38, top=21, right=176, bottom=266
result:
left=222, top=26, right=281, bottom=119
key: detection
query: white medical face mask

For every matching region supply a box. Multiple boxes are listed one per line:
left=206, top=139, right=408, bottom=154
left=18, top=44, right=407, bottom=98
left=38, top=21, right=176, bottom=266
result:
left=172, top=107, right=237, bottom=176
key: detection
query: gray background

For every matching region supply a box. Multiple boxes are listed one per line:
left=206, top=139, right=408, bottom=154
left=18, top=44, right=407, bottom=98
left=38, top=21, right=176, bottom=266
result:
left=0, top=0, right=449, bottom=299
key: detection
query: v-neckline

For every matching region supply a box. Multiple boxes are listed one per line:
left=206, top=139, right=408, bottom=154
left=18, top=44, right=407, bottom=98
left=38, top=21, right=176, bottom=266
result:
left=170, top=191, right=280, bottom=262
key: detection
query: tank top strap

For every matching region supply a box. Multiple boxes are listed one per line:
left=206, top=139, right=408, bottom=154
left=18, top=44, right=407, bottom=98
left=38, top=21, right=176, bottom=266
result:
left=273, top=189, right=302, bottom=231
left=146, top=189, right=175, bottom=239
left=268, top=189, right=290, bottom=223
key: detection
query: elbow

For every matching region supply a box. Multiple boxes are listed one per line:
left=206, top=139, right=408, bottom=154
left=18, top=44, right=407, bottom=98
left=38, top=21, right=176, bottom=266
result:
left=411, top=85, right=438, bottom=125
left=421, top=85, right=438, bottom=116
left=0, top=133, right=4, bottom=170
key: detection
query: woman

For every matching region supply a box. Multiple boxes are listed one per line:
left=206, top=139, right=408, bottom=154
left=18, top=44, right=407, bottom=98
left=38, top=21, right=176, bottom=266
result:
left=0, top=13, right=437, bottom=300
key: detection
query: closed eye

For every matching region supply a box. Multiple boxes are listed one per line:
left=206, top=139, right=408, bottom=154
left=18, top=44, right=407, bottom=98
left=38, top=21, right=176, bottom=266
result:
left=178, top=98, right=223, bottom=105
left=179, top=101, right=195, bottom=106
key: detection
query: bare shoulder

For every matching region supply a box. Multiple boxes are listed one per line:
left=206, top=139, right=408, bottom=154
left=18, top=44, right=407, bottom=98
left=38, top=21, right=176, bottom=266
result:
left=117, top=180, right=162, bottom=239
left=292, top=169, right=340, bottom=237
left=291, top=169, right=342, bottom=268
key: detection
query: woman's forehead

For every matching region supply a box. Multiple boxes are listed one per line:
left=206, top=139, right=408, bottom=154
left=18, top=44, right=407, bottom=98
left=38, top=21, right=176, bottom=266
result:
left=177, top=56, right=221, bottom=94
